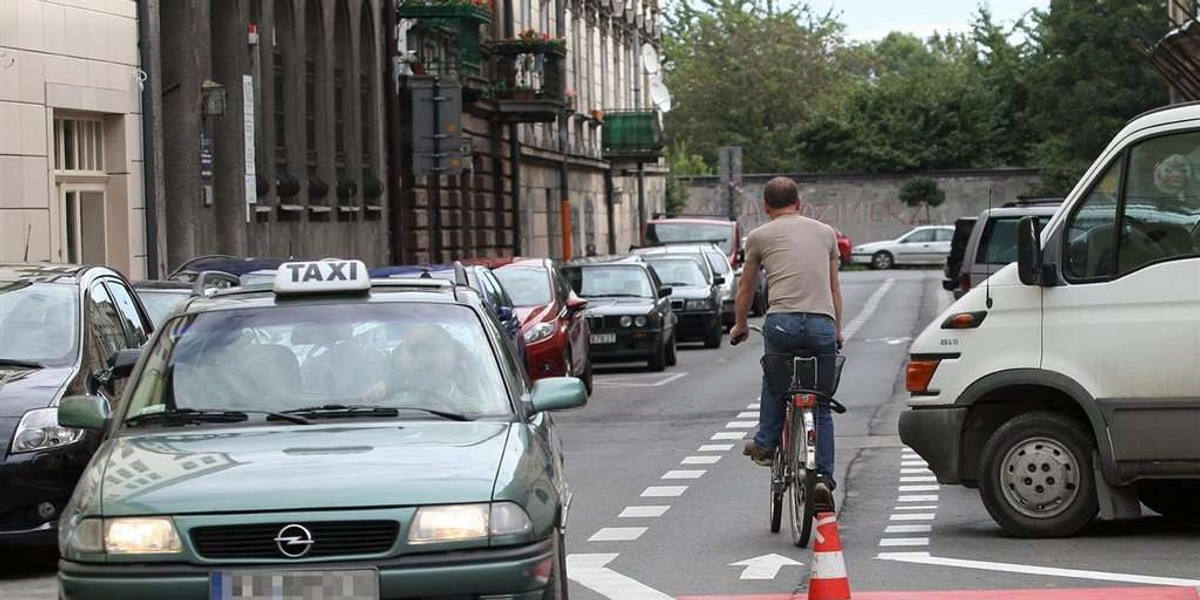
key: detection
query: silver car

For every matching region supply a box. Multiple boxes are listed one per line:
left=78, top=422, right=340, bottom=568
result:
left=951, top=201, right=1062, bottom=298
left=632, top=244, right=737, bottom=327
left=850, top=225, right=955, bottom=269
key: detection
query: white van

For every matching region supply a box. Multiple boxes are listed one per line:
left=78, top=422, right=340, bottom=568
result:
left=899, top=102, right=1200, bottom=538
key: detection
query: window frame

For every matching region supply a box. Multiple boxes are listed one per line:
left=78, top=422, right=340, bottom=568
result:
left=102, top=279, right=151, bottom=347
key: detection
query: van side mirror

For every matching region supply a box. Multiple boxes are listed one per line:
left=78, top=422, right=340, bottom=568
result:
left=1016, top=216, right=1044, bottom=286
left=58, top=395, right=111, bottom=431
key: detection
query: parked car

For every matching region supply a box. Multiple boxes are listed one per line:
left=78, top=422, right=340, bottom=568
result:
left=132, top=272, right=242, bottom=327
left=834, top=228, right=854, bottom=267
left=638, top=254, right=725, bottom=348
left=561, top=256, right=677, bottom=371
left=370, top=263, right=527, bottom=363
left=493, top=259, right=592, bottom=393
left=0, top=264, right=153, bottom=546
left=942, top=217, right=978, bottom=297
left=945, top=200, right=1062, bottom=299
left=643, top=215, right=743, bottom=268
left=633, top=243, right=736, bottom=327
left=900, top=102, right=1200, bottom=538
left=167, top=255, right=290, bottom=281
left=850, top=225, right=955, bottom=269
left=56, top=260, right=586, bottom=599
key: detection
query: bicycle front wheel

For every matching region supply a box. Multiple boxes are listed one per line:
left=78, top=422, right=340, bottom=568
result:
left=769, top=445, right=785, bottom=533
left=788, top=412, right=816, bottom=547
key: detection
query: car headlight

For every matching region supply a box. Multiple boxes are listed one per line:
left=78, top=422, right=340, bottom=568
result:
left=634, top=316, right=647, bottom=327
left=104, top=517, right=182, bottom=554
left=686, top=299, right=713, bottom=311
left=620, top=316, right=633, bottom=327
left=524, top=322, right=555, bottom=344
left=11, top=408, right=83, bottom=454
left=408, top=503, right=532, bottom=544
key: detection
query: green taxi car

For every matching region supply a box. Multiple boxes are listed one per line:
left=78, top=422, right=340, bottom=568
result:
left=56, top=260, right=587, bottom=600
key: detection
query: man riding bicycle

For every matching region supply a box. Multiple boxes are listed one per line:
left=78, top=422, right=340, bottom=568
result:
left=731, top=177, right=844, bottom=511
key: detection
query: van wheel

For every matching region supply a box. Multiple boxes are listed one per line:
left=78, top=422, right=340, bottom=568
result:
left=1139, top=481, right=1200, bottom=520
left=978, top=411, right=1098, bottom=538
left=871, top=251, right=894, bottom=270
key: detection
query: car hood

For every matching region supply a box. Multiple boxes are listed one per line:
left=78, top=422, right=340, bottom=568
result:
left=583, top=298, right=656, bottom=316
left=96, top=422, right=512, bottom=515
left=667, top=286, right=711, bottom=300
left=0, top=366, right=73, bottom=417
left=516, top=303, right=555, bottom=329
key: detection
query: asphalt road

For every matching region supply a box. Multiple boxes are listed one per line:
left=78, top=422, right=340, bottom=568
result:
left=2, top=269, right=1198, bottom=600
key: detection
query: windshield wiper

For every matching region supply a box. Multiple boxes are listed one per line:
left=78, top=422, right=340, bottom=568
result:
left=0, top=358, right=45, bottom=369
left=281, top=404, right=472, bottom=422
left=126, top=408, right=311, bottom=427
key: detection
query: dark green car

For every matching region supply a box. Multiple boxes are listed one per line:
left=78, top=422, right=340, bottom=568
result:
left=56, top=260, right=587, bottom=600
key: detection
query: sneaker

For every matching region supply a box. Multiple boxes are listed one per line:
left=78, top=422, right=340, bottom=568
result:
left=813, top=475, right=835, bottom=512
left=742, top=441, right=774, bottom=467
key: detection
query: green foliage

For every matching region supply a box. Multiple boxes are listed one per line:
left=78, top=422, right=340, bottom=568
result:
left=664, top=143, right=713, bottom=216
left=899, top=177, right=946, bottom=208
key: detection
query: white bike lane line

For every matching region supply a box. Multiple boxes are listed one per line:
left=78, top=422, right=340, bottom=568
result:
left=877, top=447, right=937, bottom=554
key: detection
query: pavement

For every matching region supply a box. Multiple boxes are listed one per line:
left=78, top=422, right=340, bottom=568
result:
left=1, top=269, right=1198, bottom=600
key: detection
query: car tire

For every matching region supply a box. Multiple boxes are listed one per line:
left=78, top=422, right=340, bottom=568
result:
left=665, top=335, right=678, bottom=367
left=978, top=411, right=1098, bottom=538
left=542, top=529, right=569, bottom=600
left=648, top=339, right=667, bottom=372
left=1138, top=481, right=1200, bottom=520
left=704, top=319, right=723, bottom=349
left=871, top=251, right=894, bottom=270
left=581, top=360, right=594, bottom=396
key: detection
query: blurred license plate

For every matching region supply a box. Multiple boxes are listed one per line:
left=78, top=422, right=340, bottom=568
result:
left=591, top=333, right=616, bottom=344
left=211, top=570, right=379, bottom=600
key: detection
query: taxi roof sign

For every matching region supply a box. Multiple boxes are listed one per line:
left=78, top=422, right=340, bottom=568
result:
left=274, top=260, right=371, bottom=295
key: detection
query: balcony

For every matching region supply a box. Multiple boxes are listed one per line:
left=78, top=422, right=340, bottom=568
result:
left=489, top=32, right=567, bottom=123
left=398, top=0, right=493, bottom=95
left=601, top=110, right=664, bottom=160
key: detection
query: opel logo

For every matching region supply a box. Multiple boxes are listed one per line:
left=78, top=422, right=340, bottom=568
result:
left=274, top=524, right=314, bottom=558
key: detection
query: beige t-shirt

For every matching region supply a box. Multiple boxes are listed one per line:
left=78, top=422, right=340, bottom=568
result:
left=744, top=214, right=838, bottom=318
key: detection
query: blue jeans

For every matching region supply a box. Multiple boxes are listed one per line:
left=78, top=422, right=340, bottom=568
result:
left=755, top=312, right=838, bottom=485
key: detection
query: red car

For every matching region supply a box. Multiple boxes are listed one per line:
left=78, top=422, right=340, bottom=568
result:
left=493, top=259, right=593, bottom=394
left=834, top=228, right=853, bottom=267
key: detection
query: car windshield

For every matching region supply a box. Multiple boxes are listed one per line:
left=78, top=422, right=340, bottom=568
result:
left=136, top=290, right=190, bottom=327
left=704, top=250, right=731, bottom=275
left=123, top=303, right=512, bottom=423
left=0, top=282, right=79, bottom=367
left=645, top=258, right=708, bottom=287
left=563, top=266, right=654, bottom=298
left=494, top=267, right=552, bottom=306
left=646, top=223, right=735, bottom=254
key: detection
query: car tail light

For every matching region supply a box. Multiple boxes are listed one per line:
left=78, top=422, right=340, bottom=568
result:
left=906, top=360, right=941, bottom=394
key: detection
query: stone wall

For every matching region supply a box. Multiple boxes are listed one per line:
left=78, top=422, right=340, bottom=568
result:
left=684, top=168, right=1042, bottom=245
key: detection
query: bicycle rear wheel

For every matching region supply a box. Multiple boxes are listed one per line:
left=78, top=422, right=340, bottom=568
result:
left=769, top=445, right=785, bottom=533
left=788, top=412, right=816, bottom=547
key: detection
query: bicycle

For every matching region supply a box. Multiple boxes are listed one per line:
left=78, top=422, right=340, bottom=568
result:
left=749, top=324, right=846, bottom=548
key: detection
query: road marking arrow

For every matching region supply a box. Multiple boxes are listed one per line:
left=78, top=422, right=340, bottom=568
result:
left=567, top=553, right=676, bottom=600
left=729, top=553, right=805, bottom=580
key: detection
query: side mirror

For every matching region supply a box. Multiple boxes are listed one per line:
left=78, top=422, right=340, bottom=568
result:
left=58, top=395, right=111, bottom=431
left=736, top=249, right=745, bottom=265
left=1016, top=216, right=1044, bottom=286
left=497, top=306, right=515, bottom=322
left=713, top=275, right=726, bottom=286
left=109, top=348, right=142, bottom=381
left=658, top=286, right=673, bottom=298
left=529, top=377, right=588, bottom=414
left=566, top=296, right=588, bottom=312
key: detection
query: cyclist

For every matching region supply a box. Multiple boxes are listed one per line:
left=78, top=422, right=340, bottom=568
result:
left=731, top=177, right=843, bottom=511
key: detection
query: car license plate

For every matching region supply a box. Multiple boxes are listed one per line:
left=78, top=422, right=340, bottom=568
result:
left=210, top=569, right=379, bottom=600
left=591, top=333, right=616, bottom=344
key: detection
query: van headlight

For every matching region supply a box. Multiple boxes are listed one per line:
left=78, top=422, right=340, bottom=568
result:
left=105, top=517, right=183, bottom=554
left=408, top=503, right=533, bottom=544
left=11, top=408, right=83, bottom=454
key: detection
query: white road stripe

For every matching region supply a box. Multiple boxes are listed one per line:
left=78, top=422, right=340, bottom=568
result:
left=619, top=506, right=670, bottom=518
left=725, top=421, right=757, bottom=429
left=901, top=468, right=934, bottom=474
left=893, top=505, right=938, bottom=511
left=747, top=402, right=759, bottom=409
left=589, top=527, right=647, bottom=542
left=736, top=411, right=758, bottom=419
left=899, top=485, right=940, bottom=492
left=885, top=524, right=932, bottom=534
left=711, top=432, right=746, bottom=440
left=890, top=513, right=936, bottom=521
left=900, top=476, right=938, bottom=483
left=698, top=444, right=733, bottom=452
left=878, top=551, right=932, bottom=560
left=879, top=537, right=930, bottom=547
left=902, top=460, right=928, bottom=467
left=682, top=455, right=722, bottom=465
left=898, top=495, right=939, bottom=502
left=662, top=470, right=705, bottom=480
left=842, top=278, right=896, bottom=341
left=641, top=486, right=687, bottom=497
left=567, top=554, right=678, bottom=600
left=876, top=553, right=1200, bottom=587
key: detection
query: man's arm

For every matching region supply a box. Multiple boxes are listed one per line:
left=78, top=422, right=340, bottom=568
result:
left=830, top=257, right=844, bottom=345
left=730, top=259, right=759, bottom=345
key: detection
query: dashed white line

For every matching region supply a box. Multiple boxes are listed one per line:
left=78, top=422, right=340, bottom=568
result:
left=682, top=455, right=722, bottom=465
left=901, top=460, right=928, bottom=467
left=890, top=513, right=936, bottom=521
left=842, top=278, right=896, bottom=341
left=698, top=444, right=733, bottom=452
left=661, top=470, right=705, bottom=480
left=885, top=524, right=932, bottom=534
left=898, top=495, right=940, bottom=502
left=711, top=432, right=746, bottom=440
left=736, top=411, right=759, bottom=419
left=641, top=486, right=687, bottom=497
left=725, top=421, right=757, bottom=429
left=619, top=506, right=670, bottom=518
left=747, top=402, right=759, bottom=410
left=900, top=476, right=938, bottom=483
left=899, top=485, right=940, bottom=492
left=879, top=537, right=930, bottom=547
left=589, top=527, right=648, bottom=542
left=901, top=468, right=934, bottom=474
left=893, top=505, right=938, bottom=511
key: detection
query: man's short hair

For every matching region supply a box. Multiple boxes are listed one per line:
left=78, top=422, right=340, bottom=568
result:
left=763, top=177, right=800, bottom=209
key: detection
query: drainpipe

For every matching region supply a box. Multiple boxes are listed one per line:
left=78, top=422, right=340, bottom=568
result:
left=507, top=0, right=522, bottom=256
left=556, top=0, right=571, bottom=259
left=605, top=165, right=615, bottom=253
left=137, top=0, right=162, bottom=278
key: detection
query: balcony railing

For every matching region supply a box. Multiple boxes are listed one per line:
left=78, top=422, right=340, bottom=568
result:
left=489, top=33, right=566, bottom=123
left=601, top=109, right=664, bottom=159
left=399, top=0, right=493, bottom=86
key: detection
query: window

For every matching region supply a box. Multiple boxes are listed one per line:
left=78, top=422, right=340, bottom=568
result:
left=1064, top=160, right=1122, bottom=280
left=86, top=283, right=129, bottom=368
left=54, top=118, right=105, bottom=173
left=901, top=229, right=935, bottom=243
left=494, top=268, right=552, bottom=307
left=563, top=266, right=654, bottom=298
left=104, top=281, right=150, bottom=346
left=0, top=282, right=80, bottom=367
left=934, top=228, right=954, bottom=242
left=62, top=188, right=106, bottom=265
left=978, top=217, right=1051, bottom=265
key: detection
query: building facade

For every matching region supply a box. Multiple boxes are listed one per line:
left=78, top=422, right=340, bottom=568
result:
left=0, top=0, right=149, bottom=278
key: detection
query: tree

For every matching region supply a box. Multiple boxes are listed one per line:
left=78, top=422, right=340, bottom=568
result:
left=899, top=177, right=945, bottom=224
left=664, top=142, right=713, bottom=216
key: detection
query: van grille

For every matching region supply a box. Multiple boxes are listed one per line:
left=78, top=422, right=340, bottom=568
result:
left=190, top=520, right=400, bottom=560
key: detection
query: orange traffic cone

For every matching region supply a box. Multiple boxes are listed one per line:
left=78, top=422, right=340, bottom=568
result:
left=808, top=512, right=851, bottom=600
